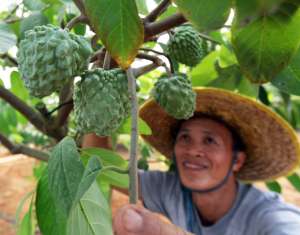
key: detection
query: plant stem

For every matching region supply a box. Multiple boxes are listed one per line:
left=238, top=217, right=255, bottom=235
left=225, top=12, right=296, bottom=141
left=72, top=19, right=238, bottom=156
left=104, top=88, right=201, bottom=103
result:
left=126, top=67, right=139, bottom=204
left=103, top=51, right=111, bottom=70
left=144, top=0, right=171, bottom=23
left=65, top=15, right=88, bottom=30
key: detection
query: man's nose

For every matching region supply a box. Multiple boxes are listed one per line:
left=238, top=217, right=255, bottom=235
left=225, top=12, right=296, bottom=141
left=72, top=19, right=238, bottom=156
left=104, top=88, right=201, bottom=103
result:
left=187, top=143, right=206, bottom=157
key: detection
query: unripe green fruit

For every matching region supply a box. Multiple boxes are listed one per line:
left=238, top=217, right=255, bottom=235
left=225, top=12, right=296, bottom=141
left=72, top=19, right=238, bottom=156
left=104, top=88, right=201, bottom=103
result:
left=18, top=24, right=92, bottom=98
left=73, top=68, right=130, bottom=136
left=152, top=73, right=196, bottom=119
left=167, top=25, right=207, bottom=67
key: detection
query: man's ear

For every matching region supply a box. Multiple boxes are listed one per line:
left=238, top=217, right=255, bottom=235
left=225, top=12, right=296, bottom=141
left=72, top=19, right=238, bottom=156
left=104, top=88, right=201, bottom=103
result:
left=233, top=151, right=246, bottom=172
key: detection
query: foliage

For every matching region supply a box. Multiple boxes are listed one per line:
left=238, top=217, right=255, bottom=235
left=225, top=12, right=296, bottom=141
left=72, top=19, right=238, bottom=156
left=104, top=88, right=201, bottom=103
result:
left=1, top=0, right=300, bottom=234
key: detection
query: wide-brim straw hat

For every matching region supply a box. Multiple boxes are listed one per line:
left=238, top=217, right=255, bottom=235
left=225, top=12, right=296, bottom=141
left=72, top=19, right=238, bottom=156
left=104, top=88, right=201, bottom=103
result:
left=139, top=87, right=300, bottom=182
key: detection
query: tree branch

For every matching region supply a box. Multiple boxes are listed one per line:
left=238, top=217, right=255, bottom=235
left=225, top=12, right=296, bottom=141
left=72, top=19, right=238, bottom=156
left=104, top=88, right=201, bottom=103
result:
left=53, top=81, right=74, bottom=128
left=0, top=85, right=46, bottom=132
left=0, top=132, right=49, bottom=161
left=144, top=0, right=171, bottom=23
left=144, top=13, right=187, bottom=41
left=0, top=85, right=66, bottom=140
left=133, top=63, right=160, bottom=78
left=137, top=53, right=171, bottom=75
left=65, top=14, right=89, bottom=30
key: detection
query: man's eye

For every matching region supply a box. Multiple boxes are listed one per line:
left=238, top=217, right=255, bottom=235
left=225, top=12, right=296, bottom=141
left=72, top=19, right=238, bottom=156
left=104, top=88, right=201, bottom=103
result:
left=177, top=134, right=190, bottom=143
left=204, top=136, right=216, bottom=145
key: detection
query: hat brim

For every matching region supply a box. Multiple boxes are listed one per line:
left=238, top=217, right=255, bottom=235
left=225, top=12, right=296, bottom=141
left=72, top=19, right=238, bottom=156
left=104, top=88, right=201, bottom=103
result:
left=139, top=87, right=300, bottom=182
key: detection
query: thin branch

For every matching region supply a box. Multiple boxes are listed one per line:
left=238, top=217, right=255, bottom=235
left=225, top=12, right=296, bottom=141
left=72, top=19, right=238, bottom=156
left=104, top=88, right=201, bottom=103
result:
left=144, top=13, right=187, bottom=41
left=103, top=51, right=111, bottom=69
left=53, top=81, right=74, bottom=128
left=126, top=68, right=139, bottom=204
left=4, top=4, right=19, bottom=20
left=1, top=54, right=18, bottom=67
left=144, top=0, right=171, bottom=23
left=65, top=14, right=89, bottom=30
left=48, top=99, right=73, bottom=116
left=0, top=132, right=49, bottom=161
left=0, top=85, right=46, bottom=132
left=137, top=52, right=171, bottom=75
left=133, top=63, right=159, bottom=78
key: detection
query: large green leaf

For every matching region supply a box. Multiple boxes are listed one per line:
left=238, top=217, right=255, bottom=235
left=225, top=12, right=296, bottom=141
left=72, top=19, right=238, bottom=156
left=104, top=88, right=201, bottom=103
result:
left=67, top=182, right=113, bottom=235
left=232, top=3, right=300, bottom=83
left=36, top=169, right=67, bottom=235
left=48, top=137, right=85, bottom=215
left=20, top=12, right=49, bottom=39
left=75, top=156, right=102, bottom=203
left=0, top=22, right=17, bottom=54
left=271, top=47, right=300, bottom=95
left=173, top=0, right=231, bottom=31
left=85, top=0, right=144, bottom=69
left=10, top=71, right=29, bottom=101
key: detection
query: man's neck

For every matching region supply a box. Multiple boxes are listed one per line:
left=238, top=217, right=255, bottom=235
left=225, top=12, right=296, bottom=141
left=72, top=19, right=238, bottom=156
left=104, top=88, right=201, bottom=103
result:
left=191, top=177, right=238, bottom=226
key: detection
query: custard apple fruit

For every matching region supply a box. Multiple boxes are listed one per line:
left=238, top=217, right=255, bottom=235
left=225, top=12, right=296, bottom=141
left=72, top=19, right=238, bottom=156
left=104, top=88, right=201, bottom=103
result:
left=167, top=25, right=207, bottom=67
left=152, top=74, right=196, bottom=119
left=73, top=68, right=130, bottom=136
left=18, top=24, right=92, bottom=98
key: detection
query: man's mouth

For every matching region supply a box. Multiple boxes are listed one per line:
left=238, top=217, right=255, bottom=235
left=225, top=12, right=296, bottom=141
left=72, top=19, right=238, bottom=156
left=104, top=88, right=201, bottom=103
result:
left=182, top=161, right=209, bottom=170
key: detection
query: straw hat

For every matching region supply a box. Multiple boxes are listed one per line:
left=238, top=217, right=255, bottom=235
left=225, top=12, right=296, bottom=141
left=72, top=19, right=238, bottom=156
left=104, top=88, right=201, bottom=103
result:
left=139, top=87, right=300, bottom=182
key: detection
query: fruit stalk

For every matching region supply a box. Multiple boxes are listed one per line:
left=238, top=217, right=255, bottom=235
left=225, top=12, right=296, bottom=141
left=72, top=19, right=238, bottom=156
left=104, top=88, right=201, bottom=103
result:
left=127, top=67, right=139, bottom=204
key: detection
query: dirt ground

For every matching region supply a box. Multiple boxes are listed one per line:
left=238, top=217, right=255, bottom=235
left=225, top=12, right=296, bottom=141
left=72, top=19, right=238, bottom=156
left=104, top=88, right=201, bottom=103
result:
left=1, top=147, right=300, bottom=235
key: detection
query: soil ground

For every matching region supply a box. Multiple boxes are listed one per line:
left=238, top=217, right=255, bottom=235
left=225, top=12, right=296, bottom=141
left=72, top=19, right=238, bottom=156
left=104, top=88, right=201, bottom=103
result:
left=1, top=147, right=300, bottom=235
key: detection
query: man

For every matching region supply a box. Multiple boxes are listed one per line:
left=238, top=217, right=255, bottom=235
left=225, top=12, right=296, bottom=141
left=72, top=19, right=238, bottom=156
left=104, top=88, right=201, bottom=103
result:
left=113, top=88, right=300, bottom=235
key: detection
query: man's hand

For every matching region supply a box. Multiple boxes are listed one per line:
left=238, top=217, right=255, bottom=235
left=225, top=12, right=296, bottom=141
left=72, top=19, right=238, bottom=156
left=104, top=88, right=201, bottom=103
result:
left=113, top=204, right=193, bottom=235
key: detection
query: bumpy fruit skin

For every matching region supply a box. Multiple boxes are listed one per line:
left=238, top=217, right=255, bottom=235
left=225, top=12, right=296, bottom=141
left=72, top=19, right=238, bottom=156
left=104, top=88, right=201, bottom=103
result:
left=152, top=74, right=196, bottom=119
left=167, top=25, right=207, bottom=67
left=18, top=24, right=92, bottom=98
left=73, top=68, right=130, bottom=136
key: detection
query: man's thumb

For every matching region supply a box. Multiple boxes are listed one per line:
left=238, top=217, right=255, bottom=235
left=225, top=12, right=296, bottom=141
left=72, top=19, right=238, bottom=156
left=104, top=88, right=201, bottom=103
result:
left=123, top=208, right=144, bottom=232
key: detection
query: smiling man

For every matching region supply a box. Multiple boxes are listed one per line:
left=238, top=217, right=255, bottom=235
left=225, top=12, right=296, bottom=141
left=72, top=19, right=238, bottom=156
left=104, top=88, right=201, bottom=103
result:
left=113, top=88, right=300, bottom=235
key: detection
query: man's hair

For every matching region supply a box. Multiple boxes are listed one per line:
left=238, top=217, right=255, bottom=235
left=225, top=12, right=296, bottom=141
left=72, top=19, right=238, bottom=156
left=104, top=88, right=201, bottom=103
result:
left=171, top=113, right=246, bottom=152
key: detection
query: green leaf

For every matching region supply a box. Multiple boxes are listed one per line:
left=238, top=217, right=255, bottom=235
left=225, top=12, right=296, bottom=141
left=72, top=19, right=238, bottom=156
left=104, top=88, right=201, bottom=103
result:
left=67, top=182, right=113, bottom=235
left=232, top=3, right=300, bottom=83
left=24, top=0, right=46, bottom=11
left=81, top=148, right=129, bottom=188
left=265, top=181, right=282, bottom=193
left=48, top=137, right=85, bottom=215
left=36, top=168, right=67, bottom=235
left=16, top=191, right=35, bottom=234
left=81, top=147, right=128, bottom=169
left=85, top=0, right=144, bottom=69
left=10, top=71, right=29, bottom=100
left=118, top=117, right=152, bottom=135
left=17, top=198, right=34, bottom=235
left=0, top=22, right=17, bottom=54
left=190, top=50, right=219, bottom=86
left=20, top=12, right=49, bottom=39
left=173, top=0, right=231, bottom=31
left=287, top=173, right=300, bottom=192
left=271, top=47, right=300, bottom=95
left=207, top=64, right=241, bottom=90
left=75, top=156, right=102, bottom=203
left=136, top=0, right=149, bottom=15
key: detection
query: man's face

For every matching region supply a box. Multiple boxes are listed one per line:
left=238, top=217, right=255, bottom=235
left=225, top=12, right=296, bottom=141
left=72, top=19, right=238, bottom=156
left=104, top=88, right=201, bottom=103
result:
left=174, top=118, right=238, bottom=191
